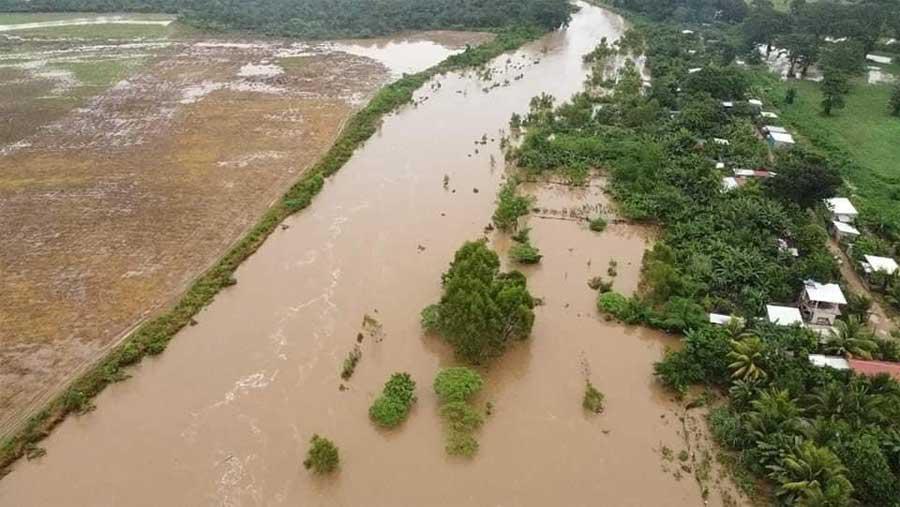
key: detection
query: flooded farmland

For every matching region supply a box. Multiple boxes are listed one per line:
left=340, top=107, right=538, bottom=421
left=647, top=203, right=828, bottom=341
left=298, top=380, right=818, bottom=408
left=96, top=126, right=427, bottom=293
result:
left=0, top=16, right=488, bottom=438
left=1, top=3, right=743, bottom=506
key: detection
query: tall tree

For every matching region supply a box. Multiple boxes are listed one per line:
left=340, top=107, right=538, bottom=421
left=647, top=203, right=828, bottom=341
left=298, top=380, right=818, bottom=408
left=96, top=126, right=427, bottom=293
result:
left=820, top=68, right=850, bottom=115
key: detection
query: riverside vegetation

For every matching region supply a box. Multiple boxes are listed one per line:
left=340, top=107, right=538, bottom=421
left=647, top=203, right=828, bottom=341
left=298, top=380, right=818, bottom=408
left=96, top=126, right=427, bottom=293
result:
left=0, top=8, right=570, bottom=476
left=369, top=373, right=417, bottom=429
left=507, top=6, right=900, bottom=503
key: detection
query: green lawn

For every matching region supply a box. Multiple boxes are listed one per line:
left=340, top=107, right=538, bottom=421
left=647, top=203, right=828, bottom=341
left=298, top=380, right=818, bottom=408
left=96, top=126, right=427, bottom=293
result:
left=751, top=71, right=900, bottom=231
left=53, top=58, right=145, bottom=88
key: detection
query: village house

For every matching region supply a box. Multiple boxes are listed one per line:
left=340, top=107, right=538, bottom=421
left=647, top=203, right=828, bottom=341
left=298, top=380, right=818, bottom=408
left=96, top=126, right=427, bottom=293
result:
left=861, top=255, right=899, bottom=287
left=747, top=98, right=762, bottom=113
left=831, top=220, right=860, bottom=243
left=767, top=305, right=804, bottom=327
left=799, top=280, right=847, bottom=326
left=824, top=197, right=858, bottom=223
left=760, top=111, right=778, bottom=120
left=709, top=313, right=743, bottom=326
left=766, top=129, right=795, bottom=149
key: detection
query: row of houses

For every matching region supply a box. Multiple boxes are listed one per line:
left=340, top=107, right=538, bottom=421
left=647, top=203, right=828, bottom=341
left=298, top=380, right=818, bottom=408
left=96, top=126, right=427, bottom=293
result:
left=825, top=196, right=900, bottom=286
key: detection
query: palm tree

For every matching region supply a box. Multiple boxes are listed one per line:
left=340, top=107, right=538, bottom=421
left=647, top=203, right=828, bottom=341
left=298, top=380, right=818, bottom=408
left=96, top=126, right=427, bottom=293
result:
left=746, top=388, right=807, bottom=439
left=804, top=383, right=846, bottom=421
left=728, top=336, right=768, bottom=382
left=767, top=440, right=854, bottom=506
left=823, top=316, right=877, bottom=359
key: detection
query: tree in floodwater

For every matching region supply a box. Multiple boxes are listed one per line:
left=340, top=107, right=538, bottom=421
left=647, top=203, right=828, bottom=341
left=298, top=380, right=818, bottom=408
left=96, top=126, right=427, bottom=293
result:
left=421, top=240, right=535, bottom=363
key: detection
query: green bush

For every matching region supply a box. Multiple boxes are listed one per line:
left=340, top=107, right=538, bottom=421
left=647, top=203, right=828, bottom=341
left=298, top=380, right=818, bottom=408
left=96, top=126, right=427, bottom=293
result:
left=434, top=368, right=485, bottom=457
left=369, top=372, right=417, bottom=428
left=509, top=242, right=543, bottom=264
left=439, top=401, right=485, bottom=457
left=303, top=434, right=339, bottom=474
left=434, top=367, right=483, bottom=403
left=492, top=180, right=532, bottom=231
left=589, top=216, right=608, bottom=232
left=420, top=304, right=441, bottom=334
left=340, top=345, right=361, bottom=380
left=583, top=382, right=605, bottom=413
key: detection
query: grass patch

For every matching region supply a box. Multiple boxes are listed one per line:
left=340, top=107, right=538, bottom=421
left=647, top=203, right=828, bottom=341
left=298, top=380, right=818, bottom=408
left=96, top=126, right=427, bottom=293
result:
left=54, top=58, right=142, bottom=88
left=0, top=23, right=547, bottom=477
left=14, top=23, right=170, bottom=39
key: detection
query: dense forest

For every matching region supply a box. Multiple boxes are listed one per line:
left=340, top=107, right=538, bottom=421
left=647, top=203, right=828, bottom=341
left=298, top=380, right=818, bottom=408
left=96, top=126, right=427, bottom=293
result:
left=0, top=0, right=574, bottom=38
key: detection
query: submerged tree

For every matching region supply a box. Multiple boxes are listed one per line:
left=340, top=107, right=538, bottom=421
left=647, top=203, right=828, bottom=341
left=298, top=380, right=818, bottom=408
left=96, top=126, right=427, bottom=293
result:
left=421, top=240, right=535, bottom=363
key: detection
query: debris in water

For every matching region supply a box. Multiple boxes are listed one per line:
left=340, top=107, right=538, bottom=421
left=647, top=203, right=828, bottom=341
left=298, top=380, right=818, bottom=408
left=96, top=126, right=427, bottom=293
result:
left=356, top=332, right=364, bottom=343
left=417, top=244, right=426, bottom=252
left=473, top=188, right=479, bottom=194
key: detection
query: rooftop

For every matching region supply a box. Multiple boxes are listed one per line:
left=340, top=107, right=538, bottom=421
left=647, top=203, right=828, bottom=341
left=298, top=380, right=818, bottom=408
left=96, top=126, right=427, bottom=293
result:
left=824, top=197, right=858, bottom=216
left=765, top=125, right=788, bottom=133
left=809, top=354, right=850, bottom=370
left=848, top=359, right=900, bottom=381
left=767, top=305, right=804, bottom=326
left=748, top=99, right=763, bottom=107
left=768, top=131, right=795, bottom=144
left=832, top=220, right=860, bottom=235
left=803, top=280, right=847, bottom=305
left=760, top=111, right=778, bottom=119
left=863, top=255, right=899, bottom=275
left=709, top=313, right=742, bottom=325
left=721, top=177, right=739, bottom=191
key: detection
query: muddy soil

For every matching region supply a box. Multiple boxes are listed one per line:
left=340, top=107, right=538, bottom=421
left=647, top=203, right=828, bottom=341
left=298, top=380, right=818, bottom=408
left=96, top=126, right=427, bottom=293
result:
left=0, top=28, right=485, bottom=438
left=1, top=4, right=745, bottom=505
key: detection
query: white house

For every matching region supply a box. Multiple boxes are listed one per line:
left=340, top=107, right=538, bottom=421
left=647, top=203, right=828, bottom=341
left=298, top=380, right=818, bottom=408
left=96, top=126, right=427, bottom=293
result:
left=824, top=197, right=858, bottom=223
left=722, top=177, right=739, bottom=192
left=767, top=305, right=804, bottom=327
left=862, top=255, right=899, bottom=276
left=688, top=67, right=702, bottom=74
left=800, top=280, right=847, bottom=326
left=722, top=101, right=734, bottom=108
left=760, top=111, right=779, bottom=119
left=831, top=220, right=860, bottom=242
left=767, top=131, right=795, bottom=149
left=861, top=255, right=899, bottom=287
left=709, top=313, right=743, bottom=326
left=808, top=354, right=850, bottom=370
left=866, top=54, right=893, bottom=65
left=748, top=98, right=763, bottom=113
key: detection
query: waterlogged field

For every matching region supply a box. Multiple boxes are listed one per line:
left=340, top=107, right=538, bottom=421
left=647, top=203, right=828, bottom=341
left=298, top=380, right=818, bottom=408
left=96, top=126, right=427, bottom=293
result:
left=0, top=13, right=489, bottom=437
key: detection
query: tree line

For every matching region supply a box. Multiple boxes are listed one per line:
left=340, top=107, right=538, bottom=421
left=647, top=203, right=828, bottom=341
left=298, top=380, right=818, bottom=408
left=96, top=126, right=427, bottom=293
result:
left=0, top=0, right=574, bottom=38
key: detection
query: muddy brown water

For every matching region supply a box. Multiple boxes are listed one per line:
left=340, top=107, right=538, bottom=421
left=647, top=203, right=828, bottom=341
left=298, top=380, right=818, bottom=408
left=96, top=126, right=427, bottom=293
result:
left=1, top=4, right=731, bottom=505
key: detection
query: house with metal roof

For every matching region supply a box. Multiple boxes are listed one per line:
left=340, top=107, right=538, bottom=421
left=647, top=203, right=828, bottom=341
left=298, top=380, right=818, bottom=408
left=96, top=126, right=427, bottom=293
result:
left=767, top=305, right=804, bottom=327
left=767, top=130, right=795, bottom=149
left=799, top=280, right=847, bottom=326
left=831, top=220, right=860, bottom=242
left=824, top=197, right=858, bottom=223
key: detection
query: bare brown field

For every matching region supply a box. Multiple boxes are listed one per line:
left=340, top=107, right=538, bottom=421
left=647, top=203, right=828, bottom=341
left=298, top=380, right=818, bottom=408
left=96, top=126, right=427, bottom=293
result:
left=0, top=25, right=485, bottom=437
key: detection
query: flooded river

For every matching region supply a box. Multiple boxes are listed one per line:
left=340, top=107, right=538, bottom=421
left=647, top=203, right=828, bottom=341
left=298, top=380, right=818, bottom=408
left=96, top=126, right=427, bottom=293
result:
left=0, top=4, right=723, bottom=505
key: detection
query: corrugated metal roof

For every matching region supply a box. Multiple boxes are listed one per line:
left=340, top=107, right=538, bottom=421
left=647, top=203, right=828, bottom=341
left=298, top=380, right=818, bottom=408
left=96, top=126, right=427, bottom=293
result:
left=804, top=280, right=847, bottom=305
left=849, top=359, right=900, bottom=381
left=825, top=197, right=858, bottom=216
left=863, top=255, right=898, bottom=275
left=767, top=305, right=804, bottom=326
